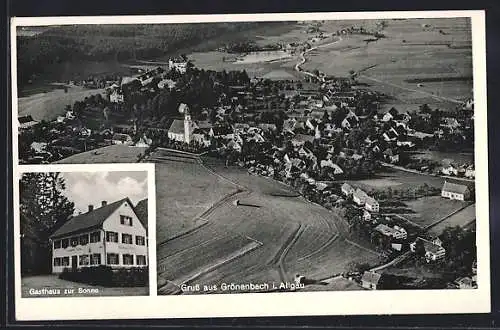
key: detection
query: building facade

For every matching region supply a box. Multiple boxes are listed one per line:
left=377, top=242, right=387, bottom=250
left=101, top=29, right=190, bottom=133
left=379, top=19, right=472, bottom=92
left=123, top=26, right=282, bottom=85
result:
left=50, top=198, right=148, bottom=273
left=441, top=181, right=471, bottom=201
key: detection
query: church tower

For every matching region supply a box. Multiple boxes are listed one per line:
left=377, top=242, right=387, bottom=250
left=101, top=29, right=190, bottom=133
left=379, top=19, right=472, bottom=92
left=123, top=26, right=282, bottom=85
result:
left=183, top=107, right=192, bottom=144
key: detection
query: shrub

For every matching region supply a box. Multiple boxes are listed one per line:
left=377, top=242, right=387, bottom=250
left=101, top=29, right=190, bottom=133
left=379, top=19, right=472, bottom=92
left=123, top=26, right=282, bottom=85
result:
left=58, top=266, right=148, bottom=287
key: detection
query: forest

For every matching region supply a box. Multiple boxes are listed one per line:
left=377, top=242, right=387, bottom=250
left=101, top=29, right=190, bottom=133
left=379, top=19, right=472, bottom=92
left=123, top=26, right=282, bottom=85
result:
left=16, top=22, right=283, bottom=87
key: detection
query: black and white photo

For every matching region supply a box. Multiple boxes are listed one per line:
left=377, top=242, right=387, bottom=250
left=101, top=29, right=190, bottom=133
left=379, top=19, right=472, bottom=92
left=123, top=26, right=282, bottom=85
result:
left=11, top=11, right=489, bottom=320
left=16, top=166, right=154, bottom=298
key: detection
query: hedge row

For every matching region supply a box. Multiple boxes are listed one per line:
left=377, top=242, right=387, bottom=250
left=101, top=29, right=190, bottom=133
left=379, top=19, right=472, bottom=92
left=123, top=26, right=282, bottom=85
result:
left=59, top=266, right=148, bottom=287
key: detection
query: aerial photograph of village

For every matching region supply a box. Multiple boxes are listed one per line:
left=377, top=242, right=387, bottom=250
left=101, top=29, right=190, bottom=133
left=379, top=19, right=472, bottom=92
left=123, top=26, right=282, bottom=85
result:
left=15, top=17, right=477, bottom=294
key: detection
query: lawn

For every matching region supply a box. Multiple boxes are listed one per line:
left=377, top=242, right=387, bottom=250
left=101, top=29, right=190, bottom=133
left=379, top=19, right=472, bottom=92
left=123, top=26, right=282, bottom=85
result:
left=54, top=145, right=146, bottom=164
left=21, top=275, right=148, bottom=297
left=288, top=238, right=383, bottom=280
left=427, top=204, right=476, bottom=237
left=403, top=196, right=469, bottom=228
left=349, top=168, right=445, bottom=193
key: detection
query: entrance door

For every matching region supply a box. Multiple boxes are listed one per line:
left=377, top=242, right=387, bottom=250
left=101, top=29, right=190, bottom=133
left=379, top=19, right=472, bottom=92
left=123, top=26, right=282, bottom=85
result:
left=71, top=256, right=78, bottom=270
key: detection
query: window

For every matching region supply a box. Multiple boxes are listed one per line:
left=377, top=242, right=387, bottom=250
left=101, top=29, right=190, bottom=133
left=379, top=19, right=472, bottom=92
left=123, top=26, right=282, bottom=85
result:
left=53, top=257, right=62, bottom=266
left=122, top=233, right=133, bottom=244
left=136, top=255, right=147, bottom=266
left=120, top=215, right=133, bottom=226
left=70, top=237, right=79, bottom=247
left=90, top=253, right=101, bottom=265
left=62, top=257, right=70, bottom=266
left=79, top=234, right=89, bottom=245
left=90, top=231, right=101, bottom=243
left=107, top=253, right=119, bottom=265
left=61, top=239, right=69, bottom=248
left=79, top=254, right=89, bottom=266
left=54, top=240, right=61, bottom=249
left=135, top=236, right=145, bottom=246
left=106, top=231, right=118, bottom=243
left=123, top=254, right=134, bottom=265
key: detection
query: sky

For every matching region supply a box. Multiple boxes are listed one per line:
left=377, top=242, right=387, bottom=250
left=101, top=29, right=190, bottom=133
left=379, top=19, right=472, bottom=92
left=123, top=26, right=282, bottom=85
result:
left=59, top=171, right=148, bottom=215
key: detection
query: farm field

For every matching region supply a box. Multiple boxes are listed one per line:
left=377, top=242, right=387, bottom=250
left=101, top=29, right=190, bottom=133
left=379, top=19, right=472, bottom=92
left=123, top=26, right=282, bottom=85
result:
left=427, top=204, right=476, bottom=237
left=348, top=168, right=445, bottom=193
left=18, top=85, right=106, bottom=121
left=153, top=158, right=382, bottom=293
left=304, top=277, right=364, bottom=291
left=301, top=18, right=472, bottom=112
left=54, top=145, right=146, bottom=164
left=410, top=150, right=474, bottom=165
left=21, top=275, right=148, bottom=297
left=286, top=238, right=383, bottom=280
left=403, top=196, right=469, bottom=228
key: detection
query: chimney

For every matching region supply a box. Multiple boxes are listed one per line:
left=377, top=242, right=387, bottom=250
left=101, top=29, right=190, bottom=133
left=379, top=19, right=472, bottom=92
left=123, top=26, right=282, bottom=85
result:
left=101, top=201, right=107, bottom=207
left=88, top=205, right=94, bottom=212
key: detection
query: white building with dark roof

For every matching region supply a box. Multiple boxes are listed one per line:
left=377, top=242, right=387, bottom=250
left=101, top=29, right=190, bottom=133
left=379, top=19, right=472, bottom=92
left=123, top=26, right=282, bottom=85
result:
left=49, top=198, right=148, bottom=273
left=410, top=237, right=446, bottom=262
left=441, top=181, right=471, bottom=201
left=18, top=115, right=39, bottom=130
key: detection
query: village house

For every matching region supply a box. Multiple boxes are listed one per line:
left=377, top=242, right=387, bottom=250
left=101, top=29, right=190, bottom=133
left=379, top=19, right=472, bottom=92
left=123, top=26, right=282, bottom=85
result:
left=465, top=166, right=475, bottom=179
left=374, top=224, right=407, bottom=240
left=49, top=198, right=148, bottom=273
left=209, top=126, right=234, bottom=140
left=410, top=237, right=446, bottom=262
left=440, top=117, right=461, bottom=130
left=364, top=196, right=380, bottom=213
left=168, top=58, right=187, bottom=74
left=363, top=210, right=372, bottom=221
left=18, top=115, right=38, bottom=130
left=320, top=159, right=344, bottom=175
left=441, top=164, right=459, bottom=176
left=341, top=183, right=355, bottom=196
left=455, top=276, right=477, bottom=289
left=381, top=108, right=399, bottom=122
left=353, top=188, right=369, bottom=206
left=441, top=181, right=471, bottom=201
left=341, top=111, right=359, bottom=130
left=383, top=148, right=400, bottom=164
left=157, top=78, right=177, bottom=90
left=111, top=133, right=133, bottom=145
left=361, top=271, right=382, bottom=290
left=109, top=89, right=124, bottom=103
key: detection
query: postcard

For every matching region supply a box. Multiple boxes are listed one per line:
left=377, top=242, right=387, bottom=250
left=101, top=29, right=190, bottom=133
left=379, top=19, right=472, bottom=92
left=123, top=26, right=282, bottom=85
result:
left=11, top=10, right=489, bottom=320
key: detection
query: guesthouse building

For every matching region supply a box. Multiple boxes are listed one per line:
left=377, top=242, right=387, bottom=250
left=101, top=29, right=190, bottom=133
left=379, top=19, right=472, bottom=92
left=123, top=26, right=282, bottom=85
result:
left=49, top=198, right=148, bottom=273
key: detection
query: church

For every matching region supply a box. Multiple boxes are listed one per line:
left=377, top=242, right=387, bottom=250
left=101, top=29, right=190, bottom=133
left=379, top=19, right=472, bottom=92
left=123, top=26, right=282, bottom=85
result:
left=167, top=103, right=199, bottom=144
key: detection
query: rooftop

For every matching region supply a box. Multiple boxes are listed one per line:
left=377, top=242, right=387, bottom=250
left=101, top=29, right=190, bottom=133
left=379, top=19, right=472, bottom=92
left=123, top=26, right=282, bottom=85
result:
left=50, top=198, right=130, bottom=238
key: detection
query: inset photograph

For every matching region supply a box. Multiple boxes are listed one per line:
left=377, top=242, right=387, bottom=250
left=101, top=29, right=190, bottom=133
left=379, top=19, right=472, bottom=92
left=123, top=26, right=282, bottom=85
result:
left=19, top=168, right=152, bottom=297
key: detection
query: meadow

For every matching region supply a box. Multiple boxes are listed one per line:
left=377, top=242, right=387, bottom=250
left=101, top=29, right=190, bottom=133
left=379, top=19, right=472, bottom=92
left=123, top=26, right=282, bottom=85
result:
left=18, top=85, right=106, bottom=121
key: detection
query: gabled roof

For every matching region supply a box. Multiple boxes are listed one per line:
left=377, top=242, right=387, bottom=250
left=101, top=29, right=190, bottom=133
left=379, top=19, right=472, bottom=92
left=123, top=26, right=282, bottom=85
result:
left=112, top=133, right=131, bottom=141
left=414, top=237, right=445, bottom=255
left=442, top=181, right=469, bottom=195
left=341, top=183, right=354, bottom=192
left=50, top=198, right=133, bottom=238
left=168, top=119, right=185, bottom=135
left=361, top=271, right=381, bottom=285
left=134, top=198, right=148, bottom=233
left=211, top=126, right=233, bottom=136
left=19, top=115, right=36, bottom=124
left=365, top=196, right=378, bottom=205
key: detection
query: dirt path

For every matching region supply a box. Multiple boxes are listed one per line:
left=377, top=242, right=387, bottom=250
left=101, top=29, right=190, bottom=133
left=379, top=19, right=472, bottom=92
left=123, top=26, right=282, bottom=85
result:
left=294, top=37, right=343, bottom=80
